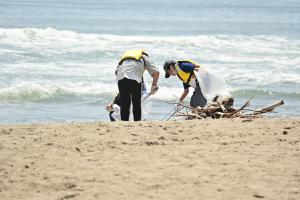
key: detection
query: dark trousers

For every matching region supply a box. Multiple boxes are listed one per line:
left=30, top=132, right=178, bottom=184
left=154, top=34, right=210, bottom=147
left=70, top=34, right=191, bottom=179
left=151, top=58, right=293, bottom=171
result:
left=109, top=111, right=115, bottom=121
left=118, top=78, right=142, bottom=121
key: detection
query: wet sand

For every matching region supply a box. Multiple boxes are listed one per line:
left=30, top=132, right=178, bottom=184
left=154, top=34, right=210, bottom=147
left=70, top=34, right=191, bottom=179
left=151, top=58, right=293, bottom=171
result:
left=0, top=118, right=299, bottom=200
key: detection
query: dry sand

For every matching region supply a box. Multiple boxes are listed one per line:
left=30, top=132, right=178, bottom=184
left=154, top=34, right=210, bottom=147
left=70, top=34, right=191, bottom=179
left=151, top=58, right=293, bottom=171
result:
left=0, top=118, right=299, bottom=200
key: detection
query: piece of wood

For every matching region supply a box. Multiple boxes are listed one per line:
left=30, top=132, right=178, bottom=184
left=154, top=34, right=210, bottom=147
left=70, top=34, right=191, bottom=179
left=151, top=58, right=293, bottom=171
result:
left=227, top=100, right=250, bottom=118
left=253, top=101, right=284, bottom=114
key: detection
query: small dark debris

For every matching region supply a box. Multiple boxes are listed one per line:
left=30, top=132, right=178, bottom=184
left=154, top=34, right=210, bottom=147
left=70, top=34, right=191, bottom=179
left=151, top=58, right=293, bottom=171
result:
left=145, top=141, right=159, bottom=146
left=253, top=194, right=265, bottom=198
left=282, top=130, right=288, bottom=135
left=278, top=138, right=286, bottom=142
left=158, top=136, right=165, bottom=140
left=59, top=194, right=78, bottom=200
left=75, top=147, right=81, bottom=152
left=242, top=119, right=252, bottom=122
left=65, top=183, right=76, bottom=189
left=222, top=163, right=228, bottom=165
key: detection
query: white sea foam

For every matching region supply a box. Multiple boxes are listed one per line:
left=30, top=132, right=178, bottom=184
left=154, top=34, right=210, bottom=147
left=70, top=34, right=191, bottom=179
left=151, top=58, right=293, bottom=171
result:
left=0, top=81, right=119, bottom=101
left=0, top=27, right=297, bottom=51
left=0, top=79, right=187, bottom=102
left=1, top=27, right=299, bottom=102
left=1, top=80, right=299, bottom=102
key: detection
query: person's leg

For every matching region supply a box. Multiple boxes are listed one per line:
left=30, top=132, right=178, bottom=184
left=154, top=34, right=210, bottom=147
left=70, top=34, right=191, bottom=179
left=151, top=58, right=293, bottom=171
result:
left=109, top=111, right=115, bottom=121
left=130, top=80, right=142, bottom=121
left=190, top=84, right=207, bottom=108
left=118, top=78, right=131, bottom=121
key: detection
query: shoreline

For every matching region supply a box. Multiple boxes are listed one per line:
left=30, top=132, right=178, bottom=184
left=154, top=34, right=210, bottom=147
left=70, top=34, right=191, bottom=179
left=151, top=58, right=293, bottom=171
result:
left=1, top=118, right=299, bottom=199
left=0, top=114, right=297, bottom=126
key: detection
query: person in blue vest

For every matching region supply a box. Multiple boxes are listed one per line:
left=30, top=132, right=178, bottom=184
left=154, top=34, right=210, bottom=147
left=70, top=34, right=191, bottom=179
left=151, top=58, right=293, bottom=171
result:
left=163, top=59, right=207, bottom=108
left=115, top=50, right=159, bottom=121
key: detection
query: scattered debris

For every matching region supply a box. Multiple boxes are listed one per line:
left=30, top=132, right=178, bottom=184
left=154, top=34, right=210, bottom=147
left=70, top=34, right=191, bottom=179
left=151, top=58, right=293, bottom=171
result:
left=170, top=96, right=284, bottom=120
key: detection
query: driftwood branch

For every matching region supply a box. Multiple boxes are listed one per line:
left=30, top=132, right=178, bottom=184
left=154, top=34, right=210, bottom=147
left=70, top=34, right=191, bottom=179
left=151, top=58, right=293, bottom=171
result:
left=226, top=100, right=250, bottom=118
left=253, top=101, right=284, bottom=114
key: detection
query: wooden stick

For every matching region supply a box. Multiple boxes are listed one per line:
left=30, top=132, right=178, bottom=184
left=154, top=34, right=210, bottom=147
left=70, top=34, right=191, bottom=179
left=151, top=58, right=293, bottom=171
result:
left=253, top=100, right=284, bottom=114
left=197, top=106, right=220, bottom=113
left=227, top=100, right=250, bottom=118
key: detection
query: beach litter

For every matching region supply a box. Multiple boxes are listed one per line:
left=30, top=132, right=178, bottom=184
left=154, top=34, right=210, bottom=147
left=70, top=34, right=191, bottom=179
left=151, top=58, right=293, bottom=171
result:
left=168, top=95, right=284, bottom=120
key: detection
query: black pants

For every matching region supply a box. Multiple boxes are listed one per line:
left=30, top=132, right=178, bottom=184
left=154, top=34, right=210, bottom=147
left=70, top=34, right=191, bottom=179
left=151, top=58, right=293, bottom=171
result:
left=118, top=78, right=141, bottom=121
left=109, top=111, right=115, bottom=121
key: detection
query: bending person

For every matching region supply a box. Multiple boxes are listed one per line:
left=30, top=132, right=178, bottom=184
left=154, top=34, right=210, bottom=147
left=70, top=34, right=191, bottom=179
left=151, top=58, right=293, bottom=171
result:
left=115, top=50, right=159, bottom=121
left=163, top=59, right=207, bottom=108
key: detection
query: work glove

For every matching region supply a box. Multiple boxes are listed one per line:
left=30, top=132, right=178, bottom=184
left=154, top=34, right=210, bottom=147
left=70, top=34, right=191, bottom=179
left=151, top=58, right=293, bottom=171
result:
left=150, top=85, right=159, bottom=94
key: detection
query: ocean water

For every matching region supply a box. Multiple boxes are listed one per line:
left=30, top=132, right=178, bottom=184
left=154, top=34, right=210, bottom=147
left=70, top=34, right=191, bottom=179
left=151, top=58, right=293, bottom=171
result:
left=0, top=0, right=300, bottom=124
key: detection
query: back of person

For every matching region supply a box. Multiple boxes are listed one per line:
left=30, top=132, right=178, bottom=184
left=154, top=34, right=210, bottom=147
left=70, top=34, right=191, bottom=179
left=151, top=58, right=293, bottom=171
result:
left=115, top=50, right=159, bottom=121
left=116, top=58, right=146, bottom=83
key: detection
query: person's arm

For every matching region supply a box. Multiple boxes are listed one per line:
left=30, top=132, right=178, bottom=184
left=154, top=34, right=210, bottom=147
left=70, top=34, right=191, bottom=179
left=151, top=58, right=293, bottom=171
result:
left=106, top=93, right=120, bottom=112
left=151, top=70, right=159, bottom=87
left=143, top=55, right=160, bottom=92
left=150, top=70, right=159, bottom=94
left=112, top=93, right=121, bottom=106
left=105, top=103, right=113, bottom=112
left=179, top=88, right=189, bottom=102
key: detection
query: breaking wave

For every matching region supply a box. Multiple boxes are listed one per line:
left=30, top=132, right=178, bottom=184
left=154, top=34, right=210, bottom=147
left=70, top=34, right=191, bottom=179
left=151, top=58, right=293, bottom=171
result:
left=1, top=82, right=299, bottom=103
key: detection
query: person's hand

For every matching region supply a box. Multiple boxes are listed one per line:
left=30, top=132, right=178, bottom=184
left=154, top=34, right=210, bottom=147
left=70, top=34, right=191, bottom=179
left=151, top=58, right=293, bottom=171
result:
left=105, top=103, right=113, bottom=112
left=150, top=85, right=159, bottom=94
left=175, top=99, right=183, bottom=110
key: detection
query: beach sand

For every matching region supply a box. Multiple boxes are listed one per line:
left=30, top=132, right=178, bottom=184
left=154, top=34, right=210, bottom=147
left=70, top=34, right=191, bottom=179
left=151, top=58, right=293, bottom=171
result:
left=0, top=118, right=299, bottom=200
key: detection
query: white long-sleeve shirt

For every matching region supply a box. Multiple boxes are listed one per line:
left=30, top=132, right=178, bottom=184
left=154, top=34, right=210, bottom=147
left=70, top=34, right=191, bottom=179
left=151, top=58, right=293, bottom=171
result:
left=115, top=55, right=159, bottom=83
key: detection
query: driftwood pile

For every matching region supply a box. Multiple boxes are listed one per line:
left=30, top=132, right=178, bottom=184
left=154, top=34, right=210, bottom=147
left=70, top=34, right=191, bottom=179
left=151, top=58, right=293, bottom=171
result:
left=170, top=95, right=284, bottom=120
